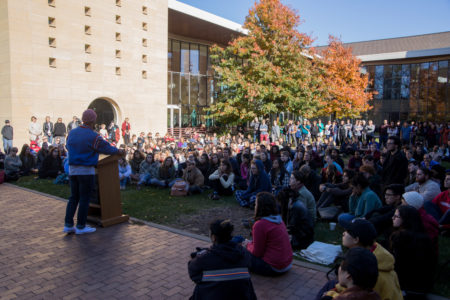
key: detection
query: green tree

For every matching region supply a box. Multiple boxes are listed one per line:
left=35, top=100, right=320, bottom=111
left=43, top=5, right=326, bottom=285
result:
left=208, top=0, right=323, bottom=124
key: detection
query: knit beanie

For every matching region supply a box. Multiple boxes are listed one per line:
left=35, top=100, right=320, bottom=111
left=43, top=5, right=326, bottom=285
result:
left=82, top=109, right=97, bottom=124
left=402, top=191, right=424, bottom=209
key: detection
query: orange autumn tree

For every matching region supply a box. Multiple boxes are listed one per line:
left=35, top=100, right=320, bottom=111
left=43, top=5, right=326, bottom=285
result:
left=318, top=36, right=374, bottom=118
left=208, top=0, right=323, bottom=124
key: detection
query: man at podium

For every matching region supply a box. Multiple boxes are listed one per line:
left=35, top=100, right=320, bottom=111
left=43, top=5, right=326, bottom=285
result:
left=63, top=109, right=125, bottom=235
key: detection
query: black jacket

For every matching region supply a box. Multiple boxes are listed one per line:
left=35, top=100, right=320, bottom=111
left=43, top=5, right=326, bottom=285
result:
left=380, top=150, right=408, bottom=186
left=188, top=242, right=256, bottom=300
left=53, top=122, right=67, bottom=137
left=366, top=204, right=396, bottom=236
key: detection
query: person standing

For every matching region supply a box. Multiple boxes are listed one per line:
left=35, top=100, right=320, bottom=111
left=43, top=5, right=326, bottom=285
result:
left=380, top=136, right=408, bottom=187
left=53, top=117, right=67, bottom=144
left=67, top=116, right=81, bottom=131
left=271, top=120, right=280, bottom=143
left=29, top=116, right=42, bottom=142
left=121, top=117, right=131, bottom=145
left=63, top=109, right=124, bottom=235
left=1, top=120, right=13, bottom=154
left=42, top=116, right=54, bottom=144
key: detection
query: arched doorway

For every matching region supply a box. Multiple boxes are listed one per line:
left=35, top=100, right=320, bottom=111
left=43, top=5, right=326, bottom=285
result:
left=88, top=98, right=117, bottom=126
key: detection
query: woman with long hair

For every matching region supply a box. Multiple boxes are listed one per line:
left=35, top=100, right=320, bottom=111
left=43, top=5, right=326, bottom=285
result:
left=19, top=144, right=37, bottom=176
left=235, top=160, right=271, bottom=207
left=269, top=158, right=289, bottom=195
left=208, top=159, right=235, bottom=199
left=151, top=156, right=176, bottom=188
left=389, top=205, right=435, bottom=298
left=38, top=147, right=63, bottom=179
left=243, top=192, right=293, bottom=276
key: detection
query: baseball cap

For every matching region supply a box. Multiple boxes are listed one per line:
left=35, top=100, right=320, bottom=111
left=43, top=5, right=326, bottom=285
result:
left=343, top=219, right=377, bottom=247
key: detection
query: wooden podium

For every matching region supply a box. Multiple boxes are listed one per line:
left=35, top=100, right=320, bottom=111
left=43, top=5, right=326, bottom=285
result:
left=88, top=154, right=129, bottom=227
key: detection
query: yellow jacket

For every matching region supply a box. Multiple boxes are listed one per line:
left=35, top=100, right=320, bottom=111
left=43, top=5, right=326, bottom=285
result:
left=373, top=242, right=403, bottom=300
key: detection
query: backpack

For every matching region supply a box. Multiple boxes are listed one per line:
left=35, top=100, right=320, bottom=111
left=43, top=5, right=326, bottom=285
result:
left=170, top=180, right=189, bottom=196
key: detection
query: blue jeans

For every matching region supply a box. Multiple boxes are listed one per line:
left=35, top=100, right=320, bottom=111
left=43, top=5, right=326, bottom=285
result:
left=65, top=175, right=95, bottom=229
left=120, top=176, right=130, bottom=187
left=2, top=138, right=12, bottom=154
left=138, top=173, right=152, bottom=185
left=151, top=178, right=177, bottom=187
left=338, top=213, right=355, bottom=228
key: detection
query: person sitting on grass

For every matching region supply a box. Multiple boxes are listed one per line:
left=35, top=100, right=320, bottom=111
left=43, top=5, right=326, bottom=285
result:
left=4, top=147, right=22, bottom=181
left=317, top=169, right=355, bottom=212
left=36, top=142, right=49, bottom=169
left=320, top=247, right=381, bottom=300
left=405, top=167, right=441, bottom=203
left=289, top=170, right=316, bottom=225
left=389, top=205, right=436, bottom=298
left=425, top=171, right=450, bottom=230
left=19, top=144, right=37, bottom=176
left=188, top=219, right=256, bottom=300
left=151, top=156, right=177, bottom=188
left=118, top=157, right=131, bottom=190
left=276, top=187, right=314, bottom=250
left=365, top=184, right=404, bottom=239
left=338, top=173, right=382, bottom=228
left=208, top=159, right=235, bottom=200
left=239, top=153, right=251, bottom=190
left=316, top=219, right=402, bottom=300
left=235, top=160, right=271, bottom=208
left=269, top=158, right=290, bottom=195
left=242, top=192, right=293, bottom=276
left=182, top=160, right=204, bottom=195
left=38, top=147, right=63, bottom=179
left=129, top=150, right=144, bottom=183
left=137, top=153, right=160, bottom=189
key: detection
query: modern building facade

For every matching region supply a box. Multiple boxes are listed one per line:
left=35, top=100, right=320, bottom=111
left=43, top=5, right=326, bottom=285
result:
left=348, top=32, right=450, bottom=124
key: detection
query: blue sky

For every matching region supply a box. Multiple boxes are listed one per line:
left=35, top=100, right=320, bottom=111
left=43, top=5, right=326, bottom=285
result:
left=178, top=0, right=450, bottom=46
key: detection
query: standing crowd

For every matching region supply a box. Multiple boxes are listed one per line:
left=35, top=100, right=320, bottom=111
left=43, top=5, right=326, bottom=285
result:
left=1, top=115, right=450, bottom=299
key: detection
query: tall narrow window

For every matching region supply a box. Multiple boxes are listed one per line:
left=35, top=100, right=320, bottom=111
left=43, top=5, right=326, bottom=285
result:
left=142, top=6, right=148, bottom=15
left=85, top=7, right=91, bottom=17
left=85, top=25, right=91, bottom=35
left=142, top=22, right=148, bottom=31
left=116, top=32, right=121, bottom=41
left=116, top=0, right=121, bottom=7
left=85, top=63, right=92, bottom=72
left=142, top=70, right=147, bottom=79
left=115, top=15, right=121, bottom=24
left=142, top=54, right=147, bottom=63
left=85, top=44, right=92, bottom=54
left=48, top=0, right=55, bottom=7
left=49, top=37, right=56, bottom=48
left=142, top=38, right=147, bottom=47
left=48, top=17, right=56, bottom=27
left=115, top=67, right=121, bottom=76
left=115, top=50, right=122, bottom=58
left=49, top=57, right=56, bottom=68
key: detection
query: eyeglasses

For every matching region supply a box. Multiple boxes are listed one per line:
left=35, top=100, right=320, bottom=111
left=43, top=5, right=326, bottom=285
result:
left=385, top=193, right=395, bottom=197
left=392, top=214, right=401, bottom=219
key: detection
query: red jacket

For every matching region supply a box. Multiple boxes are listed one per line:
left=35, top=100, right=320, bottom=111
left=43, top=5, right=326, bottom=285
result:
left=246, top=217, right=292, bottom=270
left=432, top=190, right=450, bottom=215
left=419, top=207, right=439, bottom=256
left=121, top=121, right=131, bottom=136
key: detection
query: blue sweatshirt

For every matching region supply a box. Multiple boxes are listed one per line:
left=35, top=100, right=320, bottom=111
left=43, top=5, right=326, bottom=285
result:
left=67, top=125, right=119, bottom=166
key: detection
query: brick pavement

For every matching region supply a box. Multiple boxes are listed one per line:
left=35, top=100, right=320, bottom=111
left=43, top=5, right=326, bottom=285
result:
left=0, top=184, right=327, bottom=299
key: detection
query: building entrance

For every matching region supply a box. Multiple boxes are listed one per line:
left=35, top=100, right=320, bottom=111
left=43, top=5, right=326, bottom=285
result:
left=88, top=98, right=117, bottom=126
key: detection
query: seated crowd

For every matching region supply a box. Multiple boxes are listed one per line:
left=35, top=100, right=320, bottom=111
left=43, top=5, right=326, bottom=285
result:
left=1, top=118, right=450, bottom=300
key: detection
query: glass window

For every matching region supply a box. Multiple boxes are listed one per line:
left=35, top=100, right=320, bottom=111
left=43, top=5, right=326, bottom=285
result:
left=167, top=73, right=172, bottom=105
left=190, top=74, right=200, bottom=105
left=199, top=75, right=207, bottom=106
left=401, top=64, right=410, bottom=100
left=367, top=65, right=375, bottom=89
left=199, top=45, right=208, bottom=75
left=171, top=40, right=180, bottom=72
left=190, top=44, right=199, bottom=74
left=374, top=65, right=384, bottom=99
left=383, top=65, right=393, bottom=99
left=419, top=62, right=429, bottom=87
left=181, top=74, right=190, bottom=105
left=180, top=42, right=190, bottom=74
left=429, top=62, right=438, bottom=87
left=168, top=40, right=172, bottom=72
left=172, top=73, right=180, bottom=105
left=438, top=61, right=448, bottom=101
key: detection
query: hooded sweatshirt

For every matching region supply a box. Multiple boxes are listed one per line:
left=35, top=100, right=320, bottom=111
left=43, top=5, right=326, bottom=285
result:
left=240, top=159, right=271, bottom=199
left=188, top=241, right=256, bottom=300
left=246, top=215, right=293, bottom=270
left=372, top=243, right=403, bottom=300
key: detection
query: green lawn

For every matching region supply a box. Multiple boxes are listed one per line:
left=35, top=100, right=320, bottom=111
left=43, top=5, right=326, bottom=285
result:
left=11, top=176, right=450, bottom=297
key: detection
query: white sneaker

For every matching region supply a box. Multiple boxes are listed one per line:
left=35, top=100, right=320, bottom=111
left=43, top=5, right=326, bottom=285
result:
left=63, top=226, right=76, bottom=234
left=75, top=225, right=96, bottom=235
